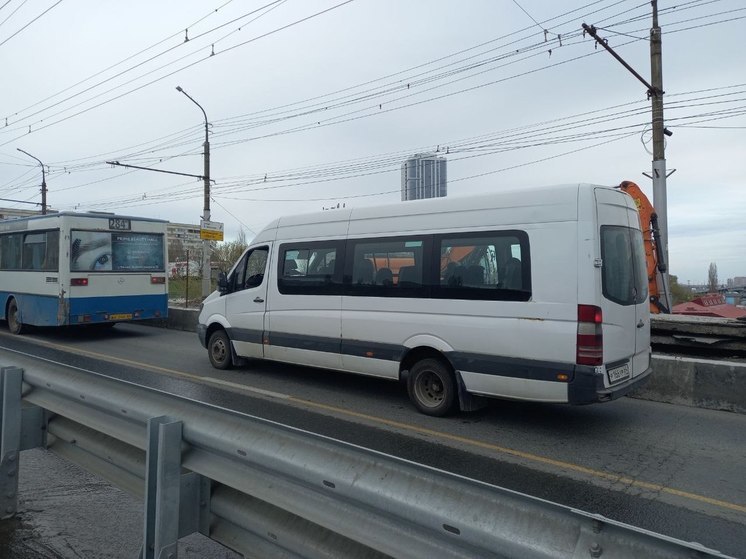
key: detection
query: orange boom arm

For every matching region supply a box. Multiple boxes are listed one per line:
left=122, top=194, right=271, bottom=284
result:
left=618, top=180, right=670, bottom=313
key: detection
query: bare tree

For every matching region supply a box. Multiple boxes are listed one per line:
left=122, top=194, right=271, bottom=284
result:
left=212, top=229, right=249, bottom=271
left=708, top=262, right=719, bottom=293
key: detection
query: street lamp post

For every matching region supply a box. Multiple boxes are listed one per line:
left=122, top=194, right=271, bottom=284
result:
left=176, top=86, right=211, bottom=298
left=17, top=148, right=47, bottom=214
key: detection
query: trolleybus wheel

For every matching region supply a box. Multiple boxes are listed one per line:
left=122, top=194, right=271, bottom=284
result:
left=7, top=298, right=25, bottom=335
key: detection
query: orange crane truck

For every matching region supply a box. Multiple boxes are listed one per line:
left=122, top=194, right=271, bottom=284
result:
left=617, top=180, right=672, bottom=313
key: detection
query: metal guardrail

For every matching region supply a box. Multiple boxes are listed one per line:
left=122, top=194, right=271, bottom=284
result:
left=651, top=315, right=746, bottom=357
left=0, top=364, right=733, bottom=559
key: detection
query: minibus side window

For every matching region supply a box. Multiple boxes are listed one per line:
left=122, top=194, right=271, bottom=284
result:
left=230, top=246, right=268, bottom=292
left=346, top=237, right=427, bottom=297
left=278, top=242, right=342, bottom=295
left=231, top=252, right=248, bottom=291
left=436, top=231, right=530, bottom=301
left=245, top=247, right=268, bottom=288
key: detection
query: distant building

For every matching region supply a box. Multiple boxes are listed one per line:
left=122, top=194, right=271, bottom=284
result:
left=0, top=207, right=45, bottom=220
left=167, top=222, right=202, bottom=258
left=401, top=153, right=447, bottom=201
left=727, top=277, right=746, bottom=288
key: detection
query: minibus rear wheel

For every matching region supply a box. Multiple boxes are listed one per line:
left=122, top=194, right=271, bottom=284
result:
left=208, top=329, right=233, bottom=370
left=407, top=358, right=456, bottom=416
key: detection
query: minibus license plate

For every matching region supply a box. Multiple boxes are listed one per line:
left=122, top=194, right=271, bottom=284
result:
left=109, top=313, right=132, bottom=320
left=607, top=363, right=630, bottom=384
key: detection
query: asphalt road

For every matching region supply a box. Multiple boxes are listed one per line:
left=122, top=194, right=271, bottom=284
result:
left=0, top=322, right=744, bottom=558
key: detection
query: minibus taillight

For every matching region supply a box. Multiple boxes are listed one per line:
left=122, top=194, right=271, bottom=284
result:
left=70, top=278, right=88, bottom=286
left=577, top=304, right=603, bottom=366
left=151, top=276, right=166, bottom=284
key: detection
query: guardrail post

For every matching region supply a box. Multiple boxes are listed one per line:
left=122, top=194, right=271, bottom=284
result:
left=178, top=473, right=211, bottom=539
left=141, top=416, right=183, bottom=559
left=0, top=367, right=23, bottom=520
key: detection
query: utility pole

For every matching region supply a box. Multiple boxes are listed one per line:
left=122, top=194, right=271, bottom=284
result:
left=582, top=0, right=672, bottom=308
left=16, top=148, right=47, bottom=214
left=176, top=86, right=212, bottom=299
left=648, top=0, right=671, bottom=301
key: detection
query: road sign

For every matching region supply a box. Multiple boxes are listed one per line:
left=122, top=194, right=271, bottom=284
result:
left=200, top=219, right=224, bottom=241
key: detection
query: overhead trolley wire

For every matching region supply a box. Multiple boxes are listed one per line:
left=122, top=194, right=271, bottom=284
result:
left=16, top=0, right=740, bottom=210
left=0, top=0, right=354, bottom=150
left=3, top=0, right=641, bottom=171
left=47, top=81, right=745, bottom=209
left=0, top=0, right=62, bottom=48
left=0, top=0, right=27, bottom=29
left=1, top=0, right=264, bottom=124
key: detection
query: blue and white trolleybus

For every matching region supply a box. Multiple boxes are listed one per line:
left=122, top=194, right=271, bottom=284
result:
left=0, top=212, right=168, bottom=333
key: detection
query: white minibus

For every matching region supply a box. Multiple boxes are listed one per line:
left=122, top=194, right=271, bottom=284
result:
left=197, top=183, right=651, bottom=416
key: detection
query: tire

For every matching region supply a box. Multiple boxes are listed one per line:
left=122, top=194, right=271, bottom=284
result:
left=407, top=357, right=456, bottom=416
left=208, top=329, right=233, bottom=370
left=7, top=298, right=24, bottom=335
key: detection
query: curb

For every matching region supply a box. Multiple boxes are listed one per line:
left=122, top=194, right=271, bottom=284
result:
left=630, top=355, right=746, bottom=414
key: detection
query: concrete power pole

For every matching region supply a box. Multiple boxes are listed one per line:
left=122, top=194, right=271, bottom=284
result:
left=649, top=0, right=672, bottom=299
left=582, top=1, right=673, bottom=308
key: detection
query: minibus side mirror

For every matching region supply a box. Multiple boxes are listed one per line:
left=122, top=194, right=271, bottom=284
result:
left=217, top=272, right=229, bottom=295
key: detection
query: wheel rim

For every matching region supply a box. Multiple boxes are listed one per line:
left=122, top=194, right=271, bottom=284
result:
left=211, top=338, right=227, bottom=364
left=414, top=370, right=444, bottom=408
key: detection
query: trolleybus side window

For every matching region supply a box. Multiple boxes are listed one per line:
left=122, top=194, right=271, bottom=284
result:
left=0, top=231, right=59, bottom=271
left=0, top=234, right=21, bottom=270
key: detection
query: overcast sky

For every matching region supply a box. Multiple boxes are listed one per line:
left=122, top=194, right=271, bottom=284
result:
left=0, top=0, right=744, bottom=285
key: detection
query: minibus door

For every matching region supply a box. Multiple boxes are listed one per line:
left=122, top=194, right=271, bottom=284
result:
left=225, top=245, right=270, bottom=359
left=595, top=188, right=636, bottom=385
left=630, top=215, right=652, bottom=380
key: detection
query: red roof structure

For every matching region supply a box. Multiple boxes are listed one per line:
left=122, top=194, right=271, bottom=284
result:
left=672, top=294, right=746, bottom=319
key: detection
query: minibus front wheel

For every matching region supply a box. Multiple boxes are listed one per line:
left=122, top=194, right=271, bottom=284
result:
left=208, top=329, right=233, bottom=370
left=407, top=358, right=456, bottom=417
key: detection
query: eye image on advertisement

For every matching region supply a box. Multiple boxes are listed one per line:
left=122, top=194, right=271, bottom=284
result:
left=70, top=231, right=113, bottom=271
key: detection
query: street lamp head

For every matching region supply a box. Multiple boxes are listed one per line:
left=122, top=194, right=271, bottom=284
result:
left=176, top=85, right=183, bottom=92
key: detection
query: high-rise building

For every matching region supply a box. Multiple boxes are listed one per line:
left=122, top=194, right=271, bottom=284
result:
left=400, top=153, right=447, bottom=201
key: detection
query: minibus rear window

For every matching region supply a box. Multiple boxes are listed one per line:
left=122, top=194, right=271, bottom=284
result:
left=600, top=226, right=647, bottom=306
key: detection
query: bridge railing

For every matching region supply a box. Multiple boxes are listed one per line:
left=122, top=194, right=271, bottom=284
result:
left=0, top=364, right=731, bottom=559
